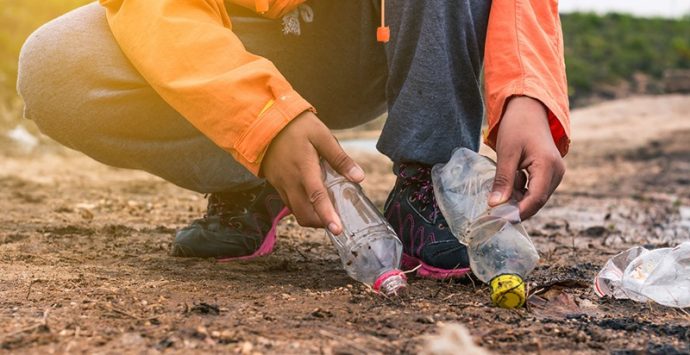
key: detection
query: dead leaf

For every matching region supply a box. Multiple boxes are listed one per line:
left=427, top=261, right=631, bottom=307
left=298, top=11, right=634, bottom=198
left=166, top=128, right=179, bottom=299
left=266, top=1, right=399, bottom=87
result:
left=528, top=287, right=584, bottom=318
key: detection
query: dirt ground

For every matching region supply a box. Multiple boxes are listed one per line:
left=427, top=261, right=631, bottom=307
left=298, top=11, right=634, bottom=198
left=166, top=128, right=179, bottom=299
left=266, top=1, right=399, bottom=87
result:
left=1, top=95, right=689, bottom=354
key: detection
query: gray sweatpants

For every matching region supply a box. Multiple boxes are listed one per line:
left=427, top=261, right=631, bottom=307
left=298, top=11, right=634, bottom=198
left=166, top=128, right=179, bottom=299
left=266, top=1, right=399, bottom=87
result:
left=17, top=1, right=490, bottom=193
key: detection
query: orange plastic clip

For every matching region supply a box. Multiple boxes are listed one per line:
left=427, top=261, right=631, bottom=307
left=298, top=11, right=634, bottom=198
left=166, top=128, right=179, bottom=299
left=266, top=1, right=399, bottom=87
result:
left=377, top=27, right=390, bottom=43
left=256, top=0, right=269, bottom=14
left=377, top=0, right=389, bottom=43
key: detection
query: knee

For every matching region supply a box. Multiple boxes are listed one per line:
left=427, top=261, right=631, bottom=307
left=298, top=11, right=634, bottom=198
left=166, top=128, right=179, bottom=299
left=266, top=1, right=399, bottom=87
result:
left=17, top=25, right=75, bottom=142
left=17, top=18, right=58, bottom=124
left=17, top=3, right=105, bottom=136
left=18, top=12, right=76, bottom=128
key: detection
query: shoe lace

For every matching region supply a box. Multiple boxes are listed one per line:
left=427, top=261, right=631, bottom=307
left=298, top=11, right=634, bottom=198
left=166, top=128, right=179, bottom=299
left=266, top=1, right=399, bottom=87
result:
left=398, top=164, right=444, bottom=224
left=203, top=189, right=258, bottom=228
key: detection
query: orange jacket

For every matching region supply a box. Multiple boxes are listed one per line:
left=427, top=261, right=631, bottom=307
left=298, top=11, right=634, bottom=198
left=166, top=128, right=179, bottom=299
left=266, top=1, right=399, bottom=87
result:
left=484, top=0, right=570, bottom=157
left=99, top=0, right=570, bottom=176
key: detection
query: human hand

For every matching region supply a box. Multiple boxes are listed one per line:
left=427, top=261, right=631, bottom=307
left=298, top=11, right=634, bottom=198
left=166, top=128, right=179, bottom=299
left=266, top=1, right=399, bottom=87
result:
left=489, top=96, right=565, bottom=220
left=261, top=111, right=365, bottom=234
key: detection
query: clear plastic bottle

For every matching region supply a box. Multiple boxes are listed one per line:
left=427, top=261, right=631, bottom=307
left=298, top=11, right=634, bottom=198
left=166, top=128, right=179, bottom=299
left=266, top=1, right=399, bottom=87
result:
left=322, top=162, right=407, bottom=296
left=595, top=242, right=690, bottom=308
left=622, top=242, right=690, bottom=308
left=432, top=148, right=540, bottom=308
left=432, top=148, right=497, bottom=242
left=466, top=203, right=539, bottom=308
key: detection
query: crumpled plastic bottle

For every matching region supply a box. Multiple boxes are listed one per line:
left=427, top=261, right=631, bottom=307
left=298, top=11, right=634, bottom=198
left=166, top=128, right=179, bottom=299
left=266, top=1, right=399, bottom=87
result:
left=322, top=162, right=407, bottom=296
left=465, top=202, right=540, bottom=308
left=432, top=148, right=540, bottom=308
left=431, top=148, right=497, bottom=241
left=594, top=242, right=690, bottom=308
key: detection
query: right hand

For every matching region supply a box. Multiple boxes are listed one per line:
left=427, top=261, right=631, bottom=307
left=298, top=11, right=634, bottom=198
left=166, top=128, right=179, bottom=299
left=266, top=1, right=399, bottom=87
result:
left=488, top=96, right=565, bottom=220
left=261, top=111, right=365, bottom=235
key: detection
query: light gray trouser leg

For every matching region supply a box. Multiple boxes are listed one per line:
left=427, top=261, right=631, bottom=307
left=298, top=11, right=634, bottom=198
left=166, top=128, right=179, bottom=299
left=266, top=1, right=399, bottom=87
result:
left=17, top=3, right=256, bottom=192
left=17, top=2, right=386, bottom=193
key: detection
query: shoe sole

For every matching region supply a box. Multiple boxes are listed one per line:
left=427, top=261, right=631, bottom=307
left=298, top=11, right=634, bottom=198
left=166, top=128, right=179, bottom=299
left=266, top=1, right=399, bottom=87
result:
left=401, top=253, right=470, bottom=279
left=216, top=207, right=291, bottom=262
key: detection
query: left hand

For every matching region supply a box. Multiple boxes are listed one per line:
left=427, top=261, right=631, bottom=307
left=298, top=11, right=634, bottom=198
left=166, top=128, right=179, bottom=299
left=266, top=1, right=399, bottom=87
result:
left=488, top=96, right=565, bottom=220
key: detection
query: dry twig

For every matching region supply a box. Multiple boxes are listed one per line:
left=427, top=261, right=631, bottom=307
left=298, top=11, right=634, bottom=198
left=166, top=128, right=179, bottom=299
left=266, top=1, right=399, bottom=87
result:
left=99, top=303, right=156, bottom=321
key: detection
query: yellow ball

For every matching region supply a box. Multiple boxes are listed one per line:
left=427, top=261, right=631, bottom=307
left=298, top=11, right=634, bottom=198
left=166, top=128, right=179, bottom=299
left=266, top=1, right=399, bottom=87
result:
left=490, top=274, right=526, bottom=309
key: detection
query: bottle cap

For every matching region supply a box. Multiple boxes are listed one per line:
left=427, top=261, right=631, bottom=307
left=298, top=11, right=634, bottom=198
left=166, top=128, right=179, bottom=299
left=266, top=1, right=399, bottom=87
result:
left=373, top=270, right=407, bottom=296
left=490, top=274, right=526, bottom=308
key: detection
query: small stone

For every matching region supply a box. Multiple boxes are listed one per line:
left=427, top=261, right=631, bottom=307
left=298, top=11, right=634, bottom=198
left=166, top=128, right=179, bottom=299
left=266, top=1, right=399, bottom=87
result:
left=239, top=341, right=253, bottom=354
left=119, top=332, right=145, bottom=347
left=219, top=330, right=237, bottom=342
left=416, top=316, right=435, bottom=324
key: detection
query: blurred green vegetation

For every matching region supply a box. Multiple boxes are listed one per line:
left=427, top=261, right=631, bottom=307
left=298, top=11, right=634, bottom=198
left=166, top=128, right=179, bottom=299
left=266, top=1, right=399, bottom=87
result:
left=0, top=0, right=91, bottom=126
left=0, top=0, right=91, bottom=94
left=562, top=13, right=690, bottom=104
left=0, top=4, right=689, bottom=125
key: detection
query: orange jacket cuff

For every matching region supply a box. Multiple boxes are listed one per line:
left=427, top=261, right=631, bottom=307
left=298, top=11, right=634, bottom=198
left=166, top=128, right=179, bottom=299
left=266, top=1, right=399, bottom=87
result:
left=232, top=92, right=314, bottom=175
left=483, top=83, right=571, bottom=157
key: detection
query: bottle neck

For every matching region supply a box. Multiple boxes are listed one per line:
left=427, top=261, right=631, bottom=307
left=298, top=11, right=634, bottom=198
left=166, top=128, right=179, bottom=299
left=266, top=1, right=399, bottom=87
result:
left=373, top=270, right=407, bottom=296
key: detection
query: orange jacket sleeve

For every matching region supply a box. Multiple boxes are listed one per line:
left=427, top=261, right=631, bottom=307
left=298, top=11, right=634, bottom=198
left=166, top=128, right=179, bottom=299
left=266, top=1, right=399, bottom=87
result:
left=99, top=0, right=312, bottom=175
left=484, top=0, right=571, bottom=156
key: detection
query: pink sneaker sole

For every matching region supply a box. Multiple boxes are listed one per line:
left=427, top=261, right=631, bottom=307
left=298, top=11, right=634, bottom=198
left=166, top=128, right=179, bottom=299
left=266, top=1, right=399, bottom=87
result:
left=216, top=207, right=291, bottom=263
left=401, top=253, right=470, bottom=279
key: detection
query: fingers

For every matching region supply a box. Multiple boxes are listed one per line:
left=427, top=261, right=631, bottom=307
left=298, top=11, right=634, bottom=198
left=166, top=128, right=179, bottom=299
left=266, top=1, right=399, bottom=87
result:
left=260, top=111, right=362, bottom=234
left=490, top=149, right=521, bottom=206
left=518, top=158, right=565, bottom=220
left=510, top=170, right=527, bottom=201
left=515, top=170, right=528, bottom=193
left=301, top=160, right=343, bottom=234
left=276, top=163, right=342, bottom=234
left=310, top=132, right=365, bottom=183
left=274, top=153, right=342, bottom=233
left=518, top=163, right=550, bottom=220
left=489, top=96, right=565, bottom=219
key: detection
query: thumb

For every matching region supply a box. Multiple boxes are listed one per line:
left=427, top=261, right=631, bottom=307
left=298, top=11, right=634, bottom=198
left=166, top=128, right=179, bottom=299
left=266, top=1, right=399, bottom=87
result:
left=490, top=151, right=520, bottom=206
left=311, top=134, right=365, bottom=183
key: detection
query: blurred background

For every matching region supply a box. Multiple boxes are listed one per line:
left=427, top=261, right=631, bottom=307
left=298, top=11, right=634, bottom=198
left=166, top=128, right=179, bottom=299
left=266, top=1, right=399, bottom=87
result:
left=0, top=0, right=689, bottom=134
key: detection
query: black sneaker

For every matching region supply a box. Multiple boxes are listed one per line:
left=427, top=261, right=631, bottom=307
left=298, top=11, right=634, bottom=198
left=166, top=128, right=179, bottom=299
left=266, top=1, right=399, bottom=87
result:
left=384, top=163, right=470, bottom=279
left=172, top=182, right=290, bottom=261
